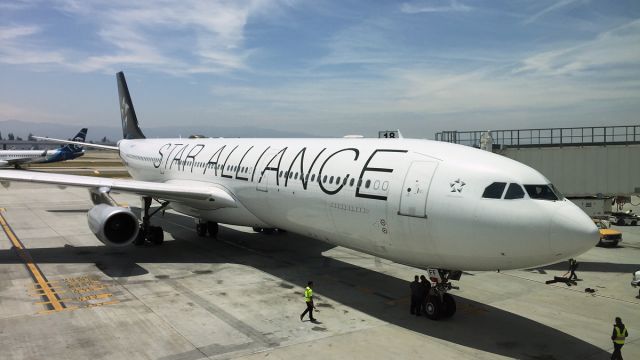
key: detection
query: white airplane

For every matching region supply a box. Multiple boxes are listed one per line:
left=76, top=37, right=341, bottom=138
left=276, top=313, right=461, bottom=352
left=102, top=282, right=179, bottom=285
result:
left=0, top=72, right=599, bottom=319
left=0, top=128, right=87, bottom=168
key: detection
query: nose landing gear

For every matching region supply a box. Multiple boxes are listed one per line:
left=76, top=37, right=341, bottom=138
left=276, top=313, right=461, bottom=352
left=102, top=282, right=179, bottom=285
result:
left=424, top=269, right=461, bottom=320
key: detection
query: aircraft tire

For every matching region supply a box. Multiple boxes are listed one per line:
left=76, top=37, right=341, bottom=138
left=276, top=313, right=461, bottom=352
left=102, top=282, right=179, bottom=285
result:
left=617, top=218, right=625, bottom=226
left=207, top=222, right=219, bottom=237
left=424, top=296, right=442, bottom=320
left=196, top=223, right=207, bottom=237
left=148, top=226, right=164, bottom=245
left=442, top=294, right=456, bottom=318
left=252, top=227, right=262, bottom=233
left=134, top=229, right=146, bottom=246
left=262, top=228, right=275, bottom=234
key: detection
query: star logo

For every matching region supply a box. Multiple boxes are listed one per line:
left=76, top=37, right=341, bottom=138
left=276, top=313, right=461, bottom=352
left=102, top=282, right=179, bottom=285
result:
left=450, top=178, right=466, bottom=193
left=121, top=97, right=129, bottom=129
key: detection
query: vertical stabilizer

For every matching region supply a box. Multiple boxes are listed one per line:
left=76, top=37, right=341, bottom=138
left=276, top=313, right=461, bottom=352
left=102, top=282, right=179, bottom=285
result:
left=63, top=128, right=88, bottom=153
left=116, top=71, right=146, bottom=139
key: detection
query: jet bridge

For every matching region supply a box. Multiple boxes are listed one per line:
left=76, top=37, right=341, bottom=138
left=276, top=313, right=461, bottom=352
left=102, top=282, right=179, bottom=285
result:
left=435, top=125, right=640, bottom=197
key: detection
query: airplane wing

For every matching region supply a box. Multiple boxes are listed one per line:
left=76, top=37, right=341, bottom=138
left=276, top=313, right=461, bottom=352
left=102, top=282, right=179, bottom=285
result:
left=32, top=136, right=119, bottom=151
left=0, top=170, right=236, bottom=208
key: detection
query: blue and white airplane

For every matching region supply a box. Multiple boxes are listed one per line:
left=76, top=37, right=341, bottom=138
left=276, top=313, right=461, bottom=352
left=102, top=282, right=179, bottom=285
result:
left=0, top=128, right=87, bottom=168
left=0, top=73, right=599, bottom=320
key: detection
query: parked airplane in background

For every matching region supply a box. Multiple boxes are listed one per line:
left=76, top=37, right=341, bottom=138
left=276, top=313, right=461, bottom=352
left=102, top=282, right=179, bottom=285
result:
left=0, top=73, right=599, bottom=320
left=0, top=128, right=87, bottom=168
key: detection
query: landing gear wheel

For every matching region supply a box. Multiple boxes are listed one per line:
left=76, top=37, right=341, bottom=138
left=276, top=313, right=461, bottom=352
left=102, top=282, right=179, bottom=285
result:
left=136, top=196, right=170, bottom=246
left=262, top=228, right=275, bottom=234
left=148, top=226, right=164, bottom=245
left=442, top=294, right=456, bottom=318
left=617, top=218, right=625, bottom=226
left=134, top=230, right=146, bottom=246
left=252, top=227, right=262, bottom=233
left=207, top=222, right=219, bottom=237
left=196, top=223, right=207, bottom=237
left=424, top=296, right=442, bottom=320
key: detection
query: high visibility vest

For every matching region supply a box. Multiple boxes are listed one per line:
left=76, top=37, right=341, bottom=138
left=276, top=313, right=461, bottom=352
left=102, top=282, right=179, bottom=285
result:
left=614, top=326, right=627, bottom=345
left=304, top=286, right=313, bottom=302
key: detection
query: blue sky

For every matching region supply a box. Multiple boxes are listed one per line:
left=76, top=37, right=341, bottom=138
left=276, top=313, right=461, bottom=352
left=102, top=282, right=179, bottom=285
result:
left=0, top=0, right=639, bottom=138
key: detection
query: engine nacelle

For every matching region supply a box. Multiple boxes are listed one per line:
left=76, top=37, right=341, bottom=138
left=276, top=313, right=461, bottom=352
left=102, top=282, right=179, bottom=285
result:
left=0, top=160, right=8, bottom=167
left=87, top=204, right=139, bottom=246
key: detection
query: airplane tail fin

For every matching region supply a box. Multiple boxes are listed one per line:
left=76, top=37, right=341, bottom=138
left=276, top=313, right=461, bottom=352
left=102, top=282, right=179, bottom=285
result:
left=116, top=71, right=146, bottom=140
left=62, top=128, right=88, bottom=153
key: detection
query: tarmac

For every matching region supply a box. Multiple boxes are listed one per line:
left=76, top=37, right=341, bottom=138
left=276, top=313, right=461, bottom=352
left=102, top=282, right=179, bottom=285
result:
left=0, top=182, right=638, bottom=360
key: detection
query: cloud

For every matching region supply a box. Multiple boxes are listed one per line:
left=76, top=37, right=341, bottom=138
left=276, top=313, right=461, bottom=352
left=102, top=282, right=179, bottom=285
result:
left=400, top=0, right=471, bottom=14
left=0, top=25, right=66, bottom=65
left=524, top=0, right=583, bottom=24
left=517, top=19, right=640, bottom=75
left=0, top=0, right=291, bottom=74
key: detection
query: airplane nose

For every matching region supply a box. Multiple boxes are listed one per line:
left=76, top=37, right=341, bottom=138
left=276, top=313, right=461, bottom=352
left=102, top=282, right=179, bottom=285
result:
left=550, top=202, right=600, bottom=258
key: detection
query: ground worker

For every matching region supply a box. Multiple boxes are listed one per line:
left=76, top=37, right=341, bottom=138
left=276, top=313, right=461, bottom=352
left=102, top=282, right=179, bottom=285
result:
left=611, top=316, right=629, bottom=360
left=420, top=275, right=432, bottom=314
left=410, top=275, right=421, bottom=316
left=300, top=281, right=316, bottom=322
left=569, top=258, right=579, bottom=280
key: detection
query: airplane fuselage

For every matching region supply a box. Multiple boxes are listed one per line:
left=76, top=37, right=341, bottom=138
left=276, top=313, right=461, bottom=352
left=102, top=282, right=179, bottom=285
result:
left=0, top=148, right=84, bottom=167
left=119, top=137, right=599, bottom=271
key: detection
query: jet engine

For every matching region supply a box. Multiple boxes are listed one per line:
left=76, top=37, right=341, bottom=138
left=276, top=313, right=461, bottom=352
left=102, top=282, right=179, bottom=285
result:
left=0, top=160, right=8, bottom=167
left=87, top=204, right=139, bottom=246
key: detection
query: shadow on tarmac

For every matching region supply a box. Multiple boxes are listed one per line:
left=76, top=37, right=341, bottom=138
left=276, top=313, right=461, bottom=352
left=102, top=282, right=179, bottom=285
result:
left=0, top=209, right=610, bottom=360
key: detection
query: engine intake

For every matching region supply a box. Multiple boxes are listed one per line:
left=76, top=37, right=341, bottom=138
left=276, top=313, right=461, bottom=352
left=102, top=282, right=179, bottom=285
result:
left=87, top=204, right=139, bottom=246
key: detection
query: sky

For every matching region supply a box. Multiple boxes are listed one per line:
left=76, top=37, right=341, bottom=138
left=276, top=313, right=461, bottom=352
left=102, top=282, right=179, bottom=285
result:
left=0, top=0, right=639, bottom=139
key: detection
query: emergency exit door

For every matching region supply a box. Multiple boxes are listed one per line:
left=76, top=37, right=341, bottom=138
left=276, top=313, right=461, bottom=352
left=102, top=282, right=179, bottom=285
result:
left=398, top=161, right=438, bottom=218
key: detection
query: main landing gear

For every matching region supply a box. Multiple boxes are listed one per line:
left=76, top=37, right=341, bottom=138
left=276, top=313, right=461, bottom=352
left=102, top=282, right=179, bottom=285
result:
left=134, top=196, right=169, bottom=246
left=196, top=219, right=219, bottom=237
left=424, top=269, right=461, bottom=320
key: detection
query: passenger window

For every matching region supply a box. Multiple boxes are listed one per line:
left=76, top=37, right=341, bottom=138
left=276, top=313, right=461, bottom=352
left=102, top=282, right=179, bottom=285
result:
left=349, top=178, right=355, bottom=187
left=323, top=175, right=327, bottom=183
left=365, top=180, right=371, bottom=188
left=482, top=182, right=506, bottom=199
left=336, top=176, right=341, bottom=184
left=504, top=183, right=525, bottom=199
left=294, top=172, right=298, bottom=180
left=311, top=174, right=316, bottom=182
left=329, top=176, right=334, bottom=184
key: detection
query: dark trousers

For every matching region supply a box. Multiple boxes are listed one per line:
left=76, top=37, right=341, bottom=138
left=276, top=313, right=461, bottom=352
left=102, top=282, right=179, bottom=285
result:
left=569, top=270, right=577, bottom=280
left=611, top=343, right=624, bottom=360
left=410, top=296, right=421, bottom=315
left=301, top=301, right=314, bottom=320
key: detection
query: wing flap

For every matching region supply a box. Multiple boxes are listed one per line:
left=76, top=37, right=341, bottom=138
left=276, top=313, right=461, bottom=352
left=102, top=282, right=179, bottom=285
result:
left=0, top=170, right=236, bottom=208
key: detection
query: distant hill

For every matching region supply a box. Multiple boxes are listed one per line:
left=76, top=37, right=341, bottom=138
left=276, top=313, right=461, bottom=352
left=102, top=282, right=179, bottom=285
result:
left=0, top=120, right=314, bottom=142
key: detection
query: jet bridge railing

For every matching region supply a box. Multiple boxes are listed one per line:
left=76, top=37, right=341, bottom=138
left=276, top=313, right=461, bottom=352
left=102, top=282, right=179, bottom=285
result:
left=435, top=125, right=640, bottom=148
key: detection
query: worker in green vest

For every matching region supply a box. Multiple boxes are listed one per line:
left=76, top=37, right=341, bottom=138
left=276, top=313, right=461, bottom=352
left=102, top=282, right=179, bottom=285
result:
left=300, top=281, right=316, bottom=322
left=611, top=316, right=629, bottom=360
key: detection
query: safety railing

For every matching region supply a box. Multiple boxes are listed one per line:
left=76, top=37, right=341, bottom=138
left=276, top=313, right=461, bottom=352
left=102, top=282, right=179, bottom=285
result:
left=435, top=125, right=640, bottom=148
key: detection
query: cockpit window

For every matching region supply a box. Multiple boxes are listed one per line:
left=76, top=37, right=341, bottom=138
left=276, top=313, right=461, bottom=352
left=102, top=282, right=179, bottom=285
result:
left=524, top=184, right=559, bottom=201
left=504, top=183, right=525, bottom=199
left=482, top=182, right=506, bottom=199
left=550, top=184, right=564, bottom=200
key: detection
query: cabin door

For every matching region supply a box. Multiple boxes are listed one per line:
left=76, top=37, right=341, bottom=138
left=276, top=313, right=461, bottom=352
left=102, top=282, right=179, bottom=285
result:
left=398, top=161, right=438, bottom=218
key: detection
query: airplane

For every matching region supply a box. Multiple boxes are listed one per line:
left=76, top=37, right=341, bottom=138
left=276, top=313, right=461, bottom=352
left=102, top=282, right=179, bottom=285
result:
left=0, top=72, right=599, bottom=320
left=0, top=128, right=87, bottom=168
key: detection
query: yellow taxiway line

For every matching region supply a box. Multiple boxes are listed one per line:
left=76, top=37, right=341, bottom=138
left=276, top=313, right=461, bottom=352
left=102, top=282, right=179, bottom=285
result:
left=0, top=211, right=66, bottom=312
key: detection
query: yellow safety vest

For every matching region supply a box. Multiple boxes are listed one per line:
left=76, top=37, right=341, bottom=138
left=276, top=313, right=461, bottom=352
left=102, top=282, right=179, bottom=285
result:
left=304, top=286, right=313, bottom=302
left=614, top=326, right=627, bottom=345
